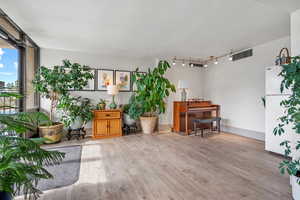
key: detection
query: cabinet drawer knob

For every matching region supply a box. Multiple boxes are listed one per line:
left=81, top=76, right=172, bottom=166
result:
left=105, top=114, right=110, bottom=117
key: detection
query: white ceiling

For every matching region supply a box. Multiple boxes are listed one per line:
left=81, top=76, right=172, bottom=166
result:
left=1, top=0, right=300, bottom=59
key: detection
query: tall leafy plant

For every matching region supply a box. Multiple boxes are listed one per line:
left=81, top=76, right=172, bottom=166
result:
left=32, top=60, right=93, bottom=121
left=274, top=56, right=300, bottom=183
left=131, top=60, right=176, bottom=118
left=0, top=93, right=65, bottom=199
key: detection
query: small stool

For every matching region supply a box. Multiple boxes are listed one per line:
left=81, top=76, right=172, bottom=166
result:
left=193, top=117, right=221, bottom=137
left=123, top=124, right=138, bottom=135
left=67, top=127, right=86, bottom=140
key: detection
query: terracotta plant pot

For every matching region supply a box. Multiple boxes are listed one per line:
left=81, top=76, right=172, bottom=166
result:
left=39, top=123, right=64, bottom=144
left=140, top=116, right=157, bottom=134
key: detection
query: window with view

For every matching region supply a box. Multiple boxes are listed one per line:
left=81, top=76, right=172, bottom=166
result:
left=0, top=39, right=19, bottom=114
left=0, top=8, right=40, bottom=113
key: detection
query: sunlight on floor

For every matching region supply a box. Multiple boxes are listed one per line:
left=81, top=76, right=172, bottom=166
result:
left=79, top=145, right=107, bottom=184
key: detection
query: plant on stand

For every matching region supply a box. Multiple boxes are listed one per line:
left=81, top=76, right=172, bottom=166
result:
left=0, top=93, right=65, bottom=200
left=58, top=95, right=94, bottom=129
left=131, top=60, right=176, bottom=134
left=32, top=59, right=93, bottom=143
left=273, top=56, right=300, bottom=200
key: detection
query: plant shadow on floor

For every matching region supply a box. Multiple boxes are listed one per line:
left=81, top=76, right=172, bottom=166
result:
left=31, top=181, right=143, bottom=200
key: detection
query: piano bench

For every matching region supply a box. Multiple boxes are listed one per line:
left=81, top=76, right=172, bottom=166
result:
left=193, top=117, right=221, bottom=137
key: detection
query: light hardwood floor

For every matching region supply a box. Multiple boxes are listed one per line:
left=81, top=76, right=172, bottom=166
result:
left=37, top=133, right=292, bottom=200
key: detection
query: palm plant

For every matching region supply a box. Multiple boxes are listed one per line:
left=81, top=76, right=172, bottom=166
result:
left=0, top=92, right=65, bottom=200
left=0, top=136, right=65, bottom=200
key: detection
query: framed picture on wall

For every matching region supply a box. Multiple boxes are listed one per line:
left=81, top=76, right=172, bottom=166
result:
left=132, top=71, right=147, bottom=92
left=82, top=69, right=96, bottom=91
left=97, top=69, right=114, bottom=91
left=115, top=70, right=131, bottom=92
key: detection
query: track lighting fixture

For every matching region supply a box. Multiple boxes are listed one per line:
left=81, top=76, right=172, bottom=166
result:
left=172, top=48, right=248, bottom=68
left=228, top=50, right=233, bottom=61
left=172, top=57, right=176, bottom=66
left=214, top=59, right=218, bottom=65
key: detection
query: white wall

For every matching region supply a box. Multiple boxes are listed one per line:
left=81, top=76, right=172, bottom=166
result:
left=203, top=36, right=290, bottom=136
left=40, top=48, right=203, bottom=126
left=40, top=48, right=154, bottom=126
left=162, top=61, right=204, bottom=124
left=291, top=9, right=300, bottom=56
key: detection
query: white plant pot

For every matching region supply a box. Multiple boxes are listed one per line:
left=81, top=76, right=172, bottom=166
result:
left=70, top=117, right=83, bottom=129
left=291, top=175, right=300, bottom=200
left=291, top=143, right=300, bottom=200
left=140, top=116, right=157, bottom=134
left=124, top=114, right=136, bottom=126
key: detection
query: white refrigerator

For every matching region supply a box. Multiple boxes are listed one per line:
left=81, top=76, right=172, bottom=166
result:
left=265, top=65, right=293, bottom=155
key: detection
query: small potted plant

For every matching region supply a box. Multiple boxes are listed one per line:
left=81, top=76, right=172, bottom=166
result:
left=132, top=60, right=176, bottom=134
left=123, top=104, right=136, bottom=126
left=33, top=60, right=93, bottom=143
left=96, top=98, right=107, bottom=110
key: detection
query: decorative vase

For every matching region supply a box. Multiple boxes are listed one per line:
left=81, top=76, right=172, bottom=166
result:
left=39, top=123, right=64, bottom=144
left=140, top=116, right=157, bottom=134
left=109, top=95, right=117, bottom=109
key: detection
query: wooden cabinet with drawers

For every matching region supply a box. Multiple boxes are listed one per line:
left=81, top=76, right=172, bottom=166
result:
left=93, top=109, right=122, bottom=139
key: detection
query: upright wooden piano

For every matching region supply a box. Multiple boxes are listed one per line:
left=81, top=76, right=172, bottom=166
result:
left=173, top=101, right=220, bottom=135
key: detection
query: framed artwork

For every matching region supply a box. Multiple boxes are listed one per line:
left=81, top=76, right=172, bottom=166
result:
left=82, top=69, right=96, bottom=91
left=132, top=71, right=147, bottom=92
left=97, top=69, right=114, bottom=91
left=115, top=70, right=131, bottom=92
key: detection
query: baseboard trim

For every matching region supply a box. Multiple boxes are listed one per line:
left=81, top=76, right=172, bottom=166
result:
left=221, top=125, right=265, bottom=141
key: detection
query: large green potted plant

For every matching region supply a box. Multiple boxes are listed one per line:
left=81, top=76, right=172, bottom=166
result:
left=273, top=56, right=300, bottom=199
left=32, top=60, right=93, bottom=143
left=132, top=60, right=176, bottom=134
left=0, top=93, right=65, bottom=200
left=58, top=96, right=94, bottom=129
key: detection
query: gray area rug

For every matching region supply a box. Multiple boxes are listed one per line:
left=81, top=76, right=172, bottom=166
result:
left=37, top=145, right=82, bottom=191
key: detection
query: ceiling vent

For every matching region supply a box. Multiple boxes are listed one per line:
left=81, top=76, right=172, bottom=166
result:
left=189, top=63, right=203, bottom=68
left=232, top=49, right=253, bottom=61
